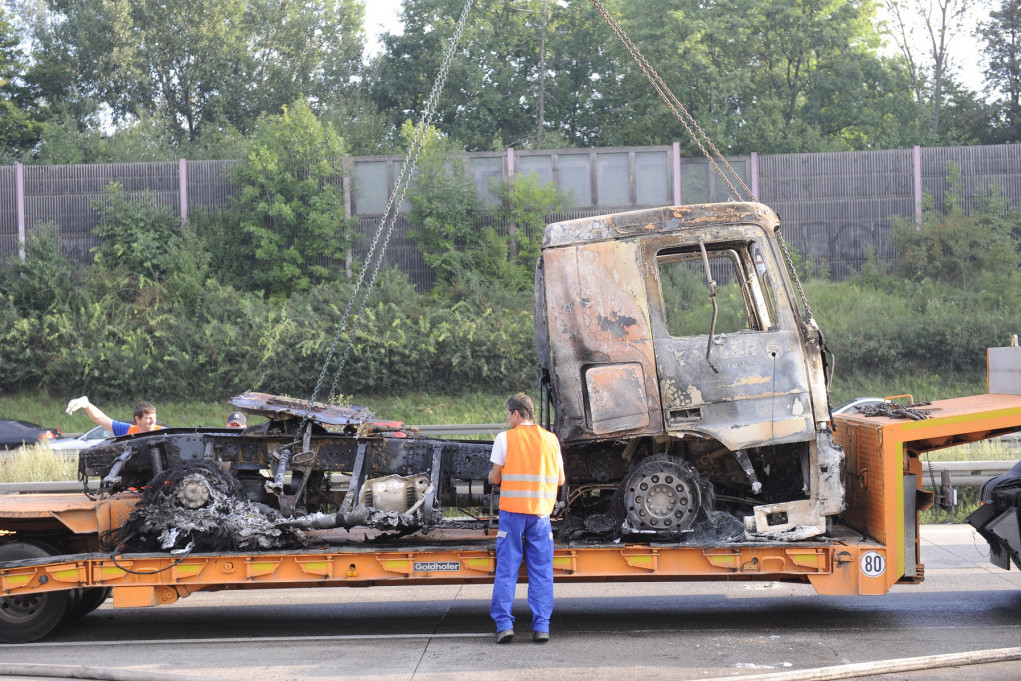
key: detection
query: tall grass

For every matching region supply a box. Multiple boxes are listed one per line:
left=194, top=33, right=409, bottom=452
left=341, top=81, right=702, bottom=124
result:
left=922, top=439, right=1019, bottom=462
left=921, top=486, right=983, bottom=524
left=0, top=445, right=77, bottom=483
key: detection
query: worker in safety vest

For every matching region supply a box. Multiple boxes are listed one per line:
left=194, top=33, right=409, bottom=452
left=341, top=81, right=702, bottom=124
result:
left=66, top=396, right=163, bottom=436
left=488, top=392, right=565, bottom=644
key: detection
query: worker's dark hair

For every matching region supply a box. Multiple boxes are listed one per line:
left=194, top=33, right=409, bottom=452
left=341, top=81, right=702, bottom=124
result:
left=505, top=393, right=534, bottom=422
left=133, top=401, right=156, bottom=420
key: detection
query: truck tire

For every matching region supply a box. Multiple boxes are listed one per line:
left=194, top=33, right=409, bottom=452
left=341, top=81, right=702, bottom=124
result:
left=69, top=587, right=112, bottom=620
left=0, top=541, right=73, bottom=644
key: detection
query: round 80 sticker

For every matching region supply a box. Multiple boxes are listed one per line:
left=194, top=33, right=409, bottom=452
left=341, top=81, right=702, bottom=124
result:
left=860, top=550, right=886, bottom=577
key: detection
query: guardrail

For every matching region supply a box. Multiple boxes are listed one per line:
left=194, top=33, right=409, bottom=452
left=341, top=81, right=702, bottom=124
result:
left=411, top=423, right=503, bottom=435
left=916, top=460, right=1017, bottom=486
left=0, top=460, right=1014, bottom=495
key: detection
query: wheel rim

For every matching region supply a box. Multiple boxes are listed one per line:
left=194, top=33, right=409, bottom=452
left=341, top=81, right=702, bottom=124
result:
left=0, top=594, right=51, bottom=624
left=624, top=459, right=702, bottom=532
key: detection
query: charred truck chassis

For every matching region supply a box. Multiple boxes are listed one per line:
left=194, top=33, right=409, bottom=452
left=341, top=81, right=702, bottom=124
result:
left=79, top=394, right=495, bottom=551
left=73, top=203, right=845, bottom=551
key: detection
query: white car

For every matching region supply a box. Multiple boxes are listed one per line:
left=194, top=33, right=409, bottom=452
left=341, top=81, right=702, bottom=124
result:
left=48, top=425, right=114, bottom=454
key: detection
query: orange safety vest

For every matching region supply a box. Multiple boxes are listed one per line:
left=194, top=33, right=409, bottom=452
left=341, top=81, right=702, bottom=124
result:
left=499, top=424, right=562, bottom=516
left=126, top=424, right=163, bottom=435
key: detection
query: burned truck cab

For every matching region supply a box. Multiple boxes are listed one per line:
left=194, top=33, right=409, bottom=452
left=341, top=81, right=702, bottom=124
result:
left=534, top=203, right=844, bottom=539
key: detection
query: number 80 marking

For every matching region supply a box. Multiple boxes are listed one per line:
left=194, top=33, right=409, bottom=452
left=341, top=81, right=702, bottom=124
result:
left=860, top=550, right=886, bottom=577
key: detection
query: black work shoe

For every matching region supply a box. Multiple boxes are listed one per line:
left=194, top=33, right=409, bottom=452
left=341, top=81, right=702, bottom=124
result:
left=495, top=629, right=515, bottom=644
left=532, top=631, right=550, bottom=643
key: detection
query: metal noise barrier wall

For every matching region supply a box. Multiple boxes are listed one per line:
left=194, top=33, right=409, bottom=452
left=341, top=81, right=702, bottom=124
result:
left=3, top=144, right=1021, bottom=290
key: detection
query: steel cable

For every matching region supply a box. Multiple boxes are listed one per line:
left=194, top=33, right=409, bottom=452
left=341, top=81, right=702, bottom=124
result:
left=305, top=0, right=476, bottom=416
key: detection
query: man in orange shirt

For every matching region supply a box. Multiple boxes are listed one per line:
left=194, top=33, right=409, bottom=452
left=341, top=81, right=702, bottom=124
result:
left=66, top=396, right=162, bottom=436
left=488, top=392, right=565, bottom=644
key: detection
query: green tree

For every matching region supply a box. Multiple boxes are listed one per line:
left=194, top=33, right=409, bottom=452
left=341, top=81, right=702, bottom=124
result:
left=90, top=182, right=212, bottom=312
left=883, top=0, right=977, bottom=136
left=595, top=0, right=744, bottom=150
left=404, top=121, right=485, bottom=285
left=369, top=0, right=663, bottom=151
left=229, top=100, right=350, bottom=298
left=91, top=184, right=185, bottom=280
left=979, top=0, right=1021, bottom=142
left=495, top=170, right=570, bottom=287
left=0, top=5, right=43, bottom=161
left=0, top=221, right=77, bottom=316
left=40, top=0, right=365, bottom=143
left=370, top=0, right=926, bottom=153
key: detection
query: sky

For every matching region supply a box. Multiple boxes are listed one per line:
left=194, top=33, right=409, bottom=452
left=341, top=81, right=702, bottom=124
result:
left=362, top=0, right=989, bottom=94
left=363, top=0, right=405, bottom=57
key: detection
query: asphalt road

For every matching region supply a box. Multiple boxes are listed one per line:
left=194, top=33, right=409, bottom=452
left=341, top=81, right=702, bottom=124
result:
left=1, top=524, right=1019, bottom=681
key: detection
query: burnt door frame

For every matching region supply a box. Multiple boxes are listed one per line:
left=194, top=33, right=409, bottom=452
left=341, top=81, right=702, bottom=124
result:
left=643, top=232, right=817, bottom=451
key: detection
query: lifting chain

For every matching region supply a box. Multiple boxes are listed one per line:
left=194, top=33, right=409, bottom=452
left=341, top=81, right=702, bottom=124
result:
left=588, top=0, right=752, bottom=201
left=588, top=0, right=814, bottom=320
left=305, top=0, right=476, bottom=418
left=307, top=0, right=818, bottom=421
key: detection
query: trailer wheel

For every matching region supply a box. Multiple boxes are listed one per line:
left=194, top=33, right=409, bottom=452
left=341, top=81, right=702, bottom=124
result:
left=69, top=587, right=112, bottom=620
left=0, top=541, right=73, bottom=644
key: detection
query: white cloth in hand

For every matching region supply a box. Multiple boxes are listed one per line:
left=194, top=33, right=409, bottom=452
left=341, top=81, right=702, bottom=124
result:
left=65, top=396, right=90, bottom=415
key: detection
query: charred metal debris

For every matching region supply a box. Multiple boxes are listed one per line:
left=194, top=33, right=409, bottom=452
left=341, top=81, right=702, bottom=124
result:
left=82, top=392, right=495, bottom=550
left=81, top=388, right=839, bottom=551
left=80, top=205, right=852, bottom=551
left=856, top=401, right=933, bottom=420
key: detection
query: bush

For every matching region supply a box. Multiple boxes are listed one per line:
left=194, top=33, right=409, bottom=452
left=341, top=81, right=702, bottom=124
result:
left=893, top=163, right=1020, bottom=285
left=0, top=294, right=43, bottom=392
left=406, top=124, right=571, bottom=292
left=91, top=184, right=188, bottom=281
left=0, top=222, right=78, bottom=315
left=251, top=269, right=537, bottom=398
left=230, top=99, right=351, bottom=298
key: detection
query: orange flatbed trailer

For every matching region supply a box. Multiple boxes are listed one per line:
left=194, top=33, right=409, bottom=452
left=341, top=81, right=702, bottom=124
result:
left=3, top=393, right=1020, bottom=614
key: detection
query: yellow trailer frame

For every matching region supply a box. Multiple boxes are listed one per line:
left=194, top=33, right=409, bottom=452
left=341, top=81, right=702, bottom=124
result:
left=2, top=393, right=1020, bottom=610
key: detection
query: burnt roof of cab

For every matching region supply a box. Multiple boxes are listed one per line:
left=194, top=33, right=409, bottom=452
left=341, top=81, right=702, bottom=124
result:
left=229, top=391, right=374, bottom=426
left=542, top=202, right=779, bottom=249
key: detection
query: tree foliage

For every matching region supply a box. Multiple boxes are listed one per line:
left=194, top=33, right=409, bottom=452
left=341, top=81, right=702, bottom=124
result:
left=3, top=0, right=1010, bottom=155
left=89, top=183, right=212, bottom=313
left=405, top=121, right=570, bottom=290
left=979, top=0, right=1021, bottom=142
left=495, top=171, right=569, bottom=285
left=882, top=0, right=976, bottom=136
left=39, top=0, right=365, bottom=142
left=0, top=5, right=44, bottom=161
left=0, top=221, right=76, bottom=316
left=229, top=100, right=350, bottom=298
left=369, top=0, right=941, bottom=153
left=893, top=162, right=1021, bottom=285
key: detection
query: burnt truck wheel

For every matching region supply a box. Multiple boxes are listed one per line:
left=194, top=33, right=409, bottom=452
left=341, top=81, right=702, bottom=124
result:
left=0, top=541, right=73, bottom=644
left=623, top=455, right=707, bottom=533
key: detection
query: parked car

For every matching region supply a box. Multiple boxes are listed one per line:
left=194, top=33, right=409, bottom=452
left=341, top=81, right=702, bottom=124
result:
left=0, top=419, right=62, bottom=450
left=48, top=425, right=114, bottom=454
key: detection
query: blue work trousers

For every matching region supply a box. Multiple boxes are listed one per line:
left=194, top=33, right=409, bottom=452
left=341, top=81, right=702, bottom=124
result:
left=490, top=509, right=554, bottom=633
